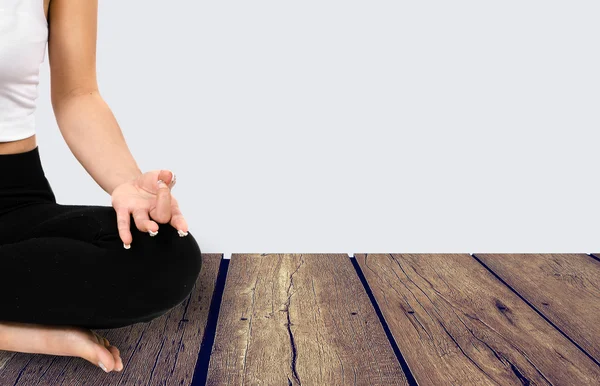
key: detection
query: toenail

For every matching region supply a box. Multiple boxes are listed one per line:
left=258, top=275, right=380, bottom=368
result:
left=99, top=361, right=108, bottom=372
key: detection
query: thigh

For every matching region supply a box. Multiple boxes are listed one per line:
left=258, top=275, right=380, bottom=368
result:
left=0, top=202, right=203, bottom=329
left=0, top=235, right=149, bottom=329
left=0, top=202, right=127, bottom=248
left=0, top=201, right=187, bottom=251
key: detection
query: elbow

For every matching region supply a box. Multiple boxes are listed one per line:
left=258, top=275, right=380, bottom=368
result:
left=51, top=85, right=100, bottom=112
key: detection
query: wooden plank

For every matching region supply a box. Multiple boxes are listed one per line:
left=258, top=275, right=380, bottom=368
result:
left=355, top=253, right=600, bottom=386
left=207, top=253, right=408, bottom=386
left=474, top=253, right=600, bottom=362
left=0, top=253, right=222, bottom=386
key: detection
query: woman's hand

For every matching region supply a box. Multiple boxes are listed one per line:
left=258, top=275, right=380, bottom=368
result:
left=111, top=169, right=189, bottom=248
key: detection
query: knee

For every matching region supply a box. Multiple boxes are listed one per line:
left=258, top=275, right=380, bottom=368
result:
left=176, top=230, right=203, bottom=293
left=139, top=228, right=202, bottom=312
left=164, top=229, right=203, bottom=297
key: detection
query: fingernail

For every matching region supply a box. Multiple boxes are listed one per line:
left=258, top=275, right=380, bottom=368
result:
left=169, top=172, right=177, bottom=188
left=157, top=179, right=168, bottom=188
left=178, top=229, right=188, bottom=237
left=123, top=243, right=131, bottom=249
left=148, top=230, right=158, bottom=237
left=99, top=361, right=108, bottom=372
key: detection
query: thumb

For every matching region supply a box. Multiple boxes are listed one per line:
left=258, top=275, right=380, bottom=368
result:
left=157, top=169, right=176, bottom=189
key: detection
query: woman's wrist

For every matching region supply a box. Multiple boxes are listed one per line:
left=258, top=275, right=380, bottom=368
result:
left=107, top=168, right=143, bottom=195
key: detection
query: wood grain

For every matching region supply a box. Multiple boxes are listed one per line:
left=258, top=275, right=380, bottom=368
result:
left=206, top=253, right=408, bottom=386
left=355, top=253, right=600, bottom=386
left=0, top=253, right=222, bottom=386
left=474, top=253, right=600, bottom=363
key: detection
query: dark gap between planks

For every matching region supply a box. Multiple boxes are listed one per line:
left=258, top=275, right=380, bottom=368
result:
left=191, top=258, right=231, bottom=386
left=349, top=255, right=418, bottom=386
left=589, top=253, right=600, bottom=263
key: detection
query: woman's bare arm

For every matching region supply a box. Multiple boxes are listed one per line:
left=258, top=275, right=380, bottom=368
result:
left=48, top=0, right=142, bottom=195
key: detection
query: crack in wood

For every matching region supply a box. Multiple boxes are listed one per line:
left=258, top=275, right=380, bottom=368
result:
left=284, top=254, right=305, bottom=385
left=241, top=275, right=259, bottom=385
left=170, top=295, right=194, bottom=377
left=462, top=319, right=532, bottom=386
left=508, top=361, right=531, bottom=386
left=513, top=347, right=554, bottom=386
left=468, top=306, right=555, bottom=385
left=400, top=298, right=433, bottom=341
left=117, top=323, right=151, bottom=386
left=310, top=277, right=325, bottom=381
left=334, top=349, right=345, bottom=385
left=388, top=256, right=441, bottom=333
left=148, top=338, right=166, bottom=383
left=553, top=348, right=576, bottom=368
left=35, top=355, right=57, bottom=382
left=466, top=311, right=557, bottom=385
left=436, top=318, right=502, bottom=386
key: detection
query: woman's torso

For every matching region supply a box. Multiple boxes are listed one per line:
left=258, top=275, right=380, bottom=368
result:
left=0, top=0, right=50, bottom=155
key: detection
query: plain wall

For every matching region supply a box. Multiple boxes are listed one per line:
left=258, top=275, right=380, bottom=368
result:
left=34, top=1, right=600, bottom=258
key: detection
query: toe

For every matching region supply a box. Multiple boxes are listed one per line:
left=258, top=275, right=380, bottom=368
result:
left=107, top=345, right=124, bottom=371
left=93, top=346, right=116, bottom=373
left=91, top=330, right=104, bottom=345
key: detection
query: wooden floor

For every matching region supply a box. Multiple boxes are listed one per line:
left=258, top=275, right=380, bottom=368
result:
left=1, top=253, right=600, bottom=385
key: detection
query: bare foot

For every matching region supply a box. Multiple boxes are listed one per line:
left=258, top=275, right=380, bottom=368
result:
left=0, top=321, right=124, bottom=373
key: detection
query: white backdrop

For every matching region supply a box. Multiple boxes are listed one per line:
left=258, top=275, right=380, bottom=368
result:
left=34, top=1, right=600, bottom=258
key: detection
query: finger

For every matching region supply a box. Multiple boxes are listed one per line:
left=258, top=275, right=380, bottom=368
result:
left=170, top=197, right=189, bottom=236
left=132, top=208, right=159, bottom=234
left=115, top=207, right=133, bottom=248
left=158, top=169, right=175, bottom=187
left=153, top=179, right=172, bottom=224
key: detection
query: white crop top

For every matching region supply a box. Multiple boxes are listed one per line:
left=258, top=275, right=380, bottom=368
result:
left=0, top=0, right=48, bottom=142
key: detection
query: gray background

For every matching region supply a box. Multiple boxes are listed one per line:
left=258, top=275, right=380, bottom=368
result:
left=34, top=1, right=599, bottom=258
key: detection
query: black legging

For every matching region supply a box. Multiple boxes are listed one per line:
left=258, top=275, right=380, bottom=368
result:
left=0, top=146, right=202, bottom=329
